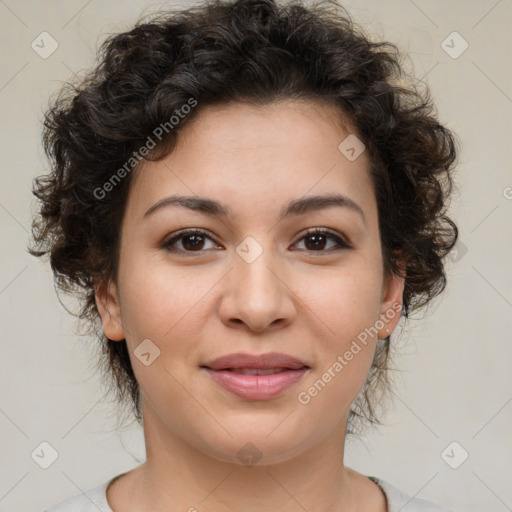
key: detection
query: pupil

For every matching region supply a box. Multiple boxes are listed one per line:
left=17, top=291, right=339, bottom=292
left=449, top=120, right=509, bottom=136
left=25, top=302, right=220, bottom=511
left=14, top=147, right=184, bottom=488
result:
left=306, top=234, right=325, bottom=250
left=184, top=235, right=204, bottom=250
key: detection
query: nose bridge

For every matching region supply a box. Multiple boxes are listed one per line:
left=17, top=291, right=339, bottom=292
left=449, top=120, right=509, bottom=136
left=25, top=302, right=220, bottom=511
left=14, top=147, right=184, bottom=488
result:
left=219, top=235, right=295, bottom=330
left=234, top=235, right=282, bottom=302
left=237, top=243, right=278, bottom=296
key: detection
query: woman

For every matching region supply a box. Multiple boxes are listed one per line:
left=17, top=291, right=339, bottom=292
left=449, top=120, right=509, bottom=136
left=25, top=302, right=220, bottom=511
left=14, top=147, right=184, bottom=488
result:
left=32, top=0, right=459, bottom=510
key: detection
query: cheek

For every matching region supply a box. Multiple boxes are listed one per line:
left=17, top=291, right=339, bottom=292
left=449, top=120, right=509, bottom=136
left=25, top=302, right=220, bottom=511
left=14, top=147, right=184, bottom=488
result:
left=118, top=253, right=214, bottom=343
left=296, top=262, right=383, bottom=343
left=116, top=259, right=213, bottom=418
left=293, top=264, right=382, bottom=401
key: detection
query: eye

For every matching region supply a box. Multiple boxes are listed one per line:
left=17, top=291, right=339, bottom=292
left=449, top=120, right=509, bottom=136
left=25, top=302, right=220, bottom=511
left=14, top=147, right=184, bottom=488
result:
left=162, top=229, right=220, bottom=253
left=162, top=227, right=352, bottom=255
left=292, top=228, right=352, bottom=252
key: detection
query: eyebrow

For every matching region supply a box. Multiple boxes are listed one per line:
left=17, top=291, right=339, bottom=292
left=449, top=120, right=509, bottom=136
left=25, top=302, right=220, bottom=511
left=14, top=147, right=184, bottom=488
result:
left=143, top=193, right=366, bottom=226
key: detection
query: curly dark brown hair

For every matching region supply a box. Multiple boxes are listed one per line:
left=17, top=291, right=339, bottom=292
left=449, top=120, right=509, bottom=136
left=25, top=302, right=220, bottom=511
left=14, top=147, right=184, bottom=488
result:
left=30, top=0, right=458, bottom=432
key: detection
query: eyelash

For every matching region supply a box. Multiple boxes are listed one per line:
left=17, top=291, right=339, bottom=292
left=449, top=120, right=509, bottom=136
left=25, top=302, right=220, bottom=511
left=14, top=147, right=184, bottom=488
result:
left=161, top=228, right=352, bottom=254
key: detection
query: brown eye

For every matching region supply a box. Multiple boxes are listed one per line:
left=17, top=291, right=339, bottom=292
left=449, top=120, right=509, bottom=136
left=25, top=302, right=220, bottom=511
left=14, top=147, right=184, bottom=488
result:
left=293, top=229, right=351, bottom=252
left=162, top=229, right=220, bottom=253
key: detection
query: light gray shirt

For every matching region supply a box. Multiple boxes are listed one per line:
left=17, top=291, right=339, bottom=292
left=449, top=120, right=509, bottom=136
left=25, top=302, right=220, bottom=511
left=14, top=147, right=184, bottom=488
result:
left=43, top=474, right=455, bottom=512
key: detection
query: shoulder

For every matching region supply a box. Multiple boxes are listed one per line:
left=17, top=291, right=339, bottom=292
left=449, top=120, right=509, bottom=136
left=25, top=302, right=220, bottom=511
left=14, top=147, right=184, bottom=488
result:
left=42, top=476, right=117, bottom=512
left=369, top=476, right=455, bottom=512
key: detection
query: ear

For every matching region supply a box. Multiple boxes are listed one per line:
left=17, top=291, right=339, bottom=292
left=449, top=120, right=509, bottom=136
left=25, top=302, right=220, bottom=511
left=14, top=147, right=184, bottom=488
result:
left=95, top=279, right=125, bottom=341
left=377, top=264, right=405, bottom=339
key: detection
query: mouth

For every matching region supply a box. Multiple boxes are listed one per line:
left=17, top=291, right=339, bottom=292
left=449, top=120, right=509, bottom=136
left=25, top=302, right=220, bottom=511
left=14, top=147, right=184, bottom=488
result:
left=200, top=353, right=311, bottom=400
left=201, top=351, right=310, bottom=372
left=214, top=367, right=308, bottom=375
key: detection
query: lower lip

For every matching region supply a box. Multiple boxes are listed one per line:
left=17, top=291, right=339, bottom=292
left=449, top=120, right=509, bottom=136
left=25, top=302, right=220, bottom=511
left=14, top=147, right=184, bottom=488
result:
left=202, top=368, right=309, bottom=400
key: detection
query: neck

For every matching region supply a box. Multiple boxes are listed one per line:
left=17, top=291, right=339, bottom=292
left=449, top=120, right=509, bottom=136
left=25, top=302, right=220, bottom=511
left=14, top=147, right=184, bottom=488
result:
left=125, top=400, right=364, bottom=512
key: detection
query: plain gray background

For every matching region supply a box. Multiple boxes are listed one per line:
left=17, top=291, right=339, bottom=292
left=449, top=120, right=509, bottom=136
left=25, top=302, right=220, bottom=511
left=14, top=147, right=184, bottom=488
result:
left=1, top=0, right=511, bottom=511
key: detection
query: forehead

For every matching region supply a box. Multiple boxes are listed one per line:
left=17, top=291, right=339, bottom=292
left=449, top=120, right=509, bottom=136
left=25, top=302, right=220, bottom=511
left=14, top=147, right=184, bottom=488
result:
left=170, top=99, right=358, bottom=161
left=127, top=99, right=376, bottom=225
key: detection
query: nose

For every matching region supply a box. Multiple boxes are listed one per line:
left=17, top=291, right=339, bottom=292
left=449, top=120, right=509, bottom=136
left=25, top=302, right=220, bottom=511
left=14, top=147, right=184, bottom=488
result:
left=217, top=244, right=297, bottom=333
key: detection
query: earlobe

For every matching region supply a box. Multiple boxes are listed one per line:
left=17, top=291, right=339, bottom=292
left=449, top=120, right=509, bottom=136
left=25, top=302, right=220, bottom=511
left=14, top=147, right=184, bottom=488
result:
left=378, top=269, right=405, bottom=339
left=95, top=279, right=125, bottom=341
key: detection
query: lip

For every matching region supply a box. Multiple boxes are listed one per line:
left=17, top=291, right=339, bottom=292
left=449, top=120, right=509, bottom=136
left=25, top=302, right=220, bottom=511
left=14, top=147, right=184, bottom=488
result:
left=202, top=367, right=309, bottom=400
left=201, top=352, right=309, bottom=371
left=200, top=352, right=310, bottom=400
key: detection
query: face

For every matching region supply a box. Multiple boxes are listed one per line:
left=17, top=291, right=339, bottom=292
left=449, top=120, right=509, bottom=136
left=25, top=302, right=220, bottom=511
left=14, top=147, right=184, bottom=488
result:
left=96, top=99, right=404, bottom=465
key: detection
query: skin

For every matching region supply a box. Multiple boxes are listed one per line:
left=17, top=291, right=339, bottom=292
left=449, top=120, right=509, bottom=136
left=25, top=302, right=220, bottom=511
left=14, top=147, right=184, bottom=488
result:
left=96, top=99, right=404, bottom=512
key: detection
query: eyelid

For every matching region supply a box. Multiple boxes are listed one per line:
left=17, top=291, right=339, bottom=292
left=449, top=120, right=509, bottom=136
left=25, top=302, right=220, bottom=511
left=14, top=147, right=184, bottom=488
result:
left=162, top=227, right=352, bottom=253
left=162, top=228, right=220, bottom=249
left=293, top=227, right=352, bottom=250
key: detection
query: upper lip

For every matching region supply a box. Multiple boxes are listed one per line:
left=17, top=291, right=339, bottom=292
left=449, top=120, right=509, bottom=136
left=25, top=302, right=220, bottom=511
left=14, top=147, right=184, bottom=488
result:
left=201, top=352, right=310, bottom=371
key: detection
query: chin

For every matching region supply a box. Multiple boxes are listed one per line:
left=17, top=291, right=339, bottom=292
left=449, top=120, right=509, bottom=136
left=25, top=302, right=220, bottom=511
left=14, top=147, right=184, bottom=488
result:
left=196, top=426, right=317, bottom=467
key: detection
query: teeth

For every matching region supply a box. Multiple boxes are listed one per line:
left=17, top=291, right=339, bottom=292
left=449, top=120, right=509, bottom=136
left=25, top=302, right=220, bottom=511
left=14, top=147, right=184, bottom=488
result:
left=231, top=368, right=286, bottom=375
